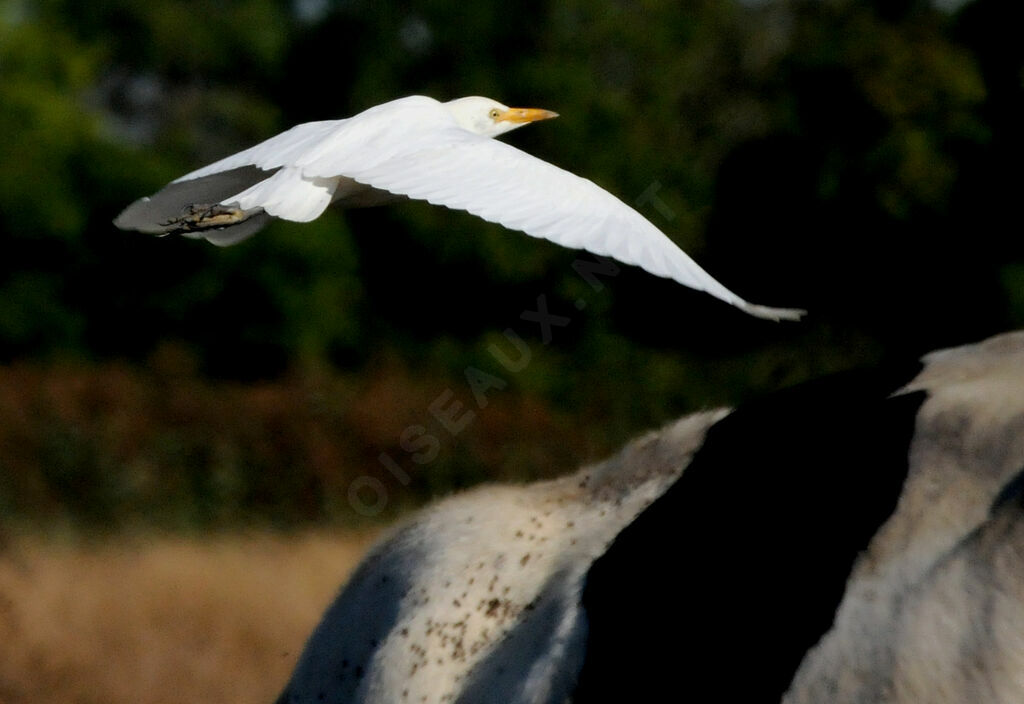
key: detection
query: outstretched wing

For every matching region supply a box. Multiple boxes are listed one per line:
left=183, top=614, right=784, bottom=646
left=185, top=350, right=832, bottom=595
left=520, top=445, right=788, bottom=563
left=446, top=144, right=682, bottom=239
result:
left=306, top=124, right=803, bottom=321
left=113, top=98, right=435, bottom=239
left=173, top=120, right=342, bottom=182
left=116, top=96, right=803, bottom=320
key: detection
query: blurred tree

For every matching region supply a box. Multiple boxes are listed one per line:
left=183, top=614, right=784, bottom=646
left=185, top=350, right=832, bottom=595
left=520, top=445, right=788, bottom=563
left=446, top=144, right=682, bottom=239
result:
left=0, top=0, right=1022, bottom=527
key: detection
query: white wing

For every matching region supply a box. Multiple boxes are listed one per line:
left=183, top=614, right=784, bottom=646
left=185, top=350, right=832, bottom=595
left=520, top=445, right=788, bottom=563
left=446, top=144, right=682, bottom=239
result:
left=126, top=96, right=803, bottom=320
left=173, top=120, right=342, bottom=182
left=306, top=102, right=801, bottom=320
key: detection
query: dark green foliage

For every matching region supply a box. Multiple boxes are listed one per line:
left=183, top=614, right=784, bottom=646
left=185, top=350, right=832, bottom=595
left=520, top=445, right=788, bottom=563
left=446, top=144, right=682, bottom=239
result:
left=0, top=0, right=1020, bottom=528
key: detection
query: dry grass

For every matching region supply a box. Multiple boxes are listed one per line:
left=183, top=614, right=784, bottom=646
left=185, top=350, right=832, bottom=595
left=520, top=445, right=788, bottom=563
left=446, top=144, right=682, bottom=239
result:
left=0, top=530, right=379, bottom=704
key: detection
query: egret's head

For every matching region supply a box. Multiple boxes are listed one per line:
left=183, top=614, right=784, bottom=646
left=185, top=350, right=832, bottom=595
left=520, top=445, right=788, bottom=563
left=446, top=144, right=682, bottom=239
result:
left=444, top=96, right=558, bottom=138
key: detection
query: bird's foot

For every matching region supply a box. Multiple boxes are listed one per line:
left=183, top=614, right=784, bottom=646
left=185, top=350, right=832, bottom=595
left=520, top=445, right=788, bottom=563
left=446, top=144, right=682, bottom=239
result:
left=161, top=203, right=249, bottom=232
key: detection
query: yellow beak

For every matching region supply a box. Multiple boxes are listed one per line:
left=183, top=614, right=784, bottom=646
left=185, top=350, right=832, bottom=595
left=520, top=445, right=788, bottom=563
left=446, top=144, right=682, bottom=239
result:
left=496, top=107, right=560, bottom=124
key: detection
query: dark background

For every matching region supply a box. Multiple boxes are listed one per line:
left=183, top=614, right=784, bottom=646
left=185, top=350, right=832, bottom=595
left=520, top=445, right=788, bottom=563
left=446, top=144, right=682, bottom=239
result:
left=1, top=0, right=1021, bottom=531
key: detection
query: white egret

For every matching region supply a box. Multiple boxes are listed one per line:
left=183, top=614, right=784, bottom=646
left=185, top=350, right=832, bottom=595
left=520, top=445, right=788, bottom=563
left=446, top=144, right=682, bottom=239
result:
left=115, top=95, right=803, bottom=321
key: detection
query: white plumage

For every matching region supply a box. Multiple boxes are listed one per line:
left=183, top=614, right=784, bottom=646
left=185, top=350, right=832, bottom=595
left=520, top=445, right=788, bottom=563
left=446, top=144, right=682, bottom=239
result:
left=115, top=95, right=804, bottom=321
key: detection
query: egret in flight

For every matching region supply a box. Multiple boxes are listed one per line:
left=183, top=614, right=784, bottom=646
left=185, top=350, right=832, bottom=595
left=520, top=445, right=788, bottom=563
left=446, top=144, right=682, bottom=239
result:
left=115, top=95, right=803, bottom=321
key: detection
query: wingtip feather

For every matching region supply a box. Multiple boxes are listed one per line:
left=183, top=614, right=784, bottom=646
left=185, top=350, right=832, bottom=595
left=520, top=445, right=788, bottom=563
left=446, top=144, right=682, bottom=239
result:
left=741, top=303, right=808, bottom=322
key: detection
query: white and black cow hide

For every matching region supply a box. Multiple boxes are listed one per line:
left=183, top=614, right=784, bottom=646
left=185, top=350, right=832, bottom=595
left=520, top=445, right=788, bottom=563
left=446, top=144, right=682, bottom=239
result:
left=275, top=331, right=1024, bottom=704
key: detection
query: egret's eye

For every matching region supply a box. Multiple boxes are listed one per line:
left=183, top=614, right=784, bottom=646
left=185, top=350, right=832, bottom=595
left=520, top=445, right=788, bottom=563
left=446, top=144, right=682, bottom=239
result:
left=488, top=108, right=502, bottom=120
